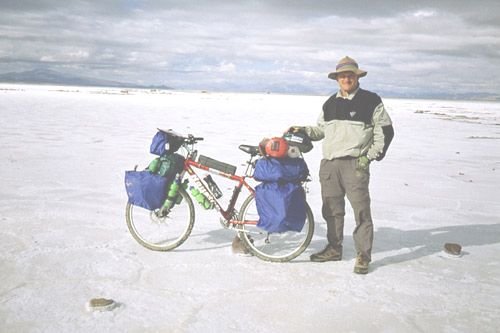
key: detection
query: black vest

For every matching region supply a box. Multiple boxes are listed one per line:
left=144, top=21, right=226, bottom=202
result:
left=322, top=88, right=382, bottom=125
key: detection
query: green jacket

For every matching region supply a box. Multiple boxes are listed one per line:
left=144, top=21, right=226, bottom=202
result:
left=306, top=87, right=393, bottom=161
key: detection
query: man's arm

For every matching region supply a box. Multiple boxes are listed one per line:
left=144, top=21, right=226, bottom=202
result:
left=305, top=110, right=326, bottom=141
left=367, top=103, right=394, bottom=161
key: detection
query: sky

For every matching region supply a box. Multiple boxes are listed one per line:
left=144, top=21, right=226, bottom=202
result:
left=1, top=0, right=500, bottom=97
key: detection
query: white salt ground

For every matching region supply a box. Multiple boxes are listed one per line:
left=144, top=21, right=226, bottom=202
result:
left=0, top=84, right=499, bottom=332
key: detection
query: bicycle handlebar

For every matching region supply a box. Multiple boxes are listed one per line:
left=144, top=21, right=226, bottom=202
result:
left=184, top=134, right=204, bottom=145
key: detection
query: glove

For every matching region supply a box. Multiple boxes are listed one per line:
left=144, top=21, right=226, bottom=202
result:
left=286, top=126, right=305, bottom=134
left=357, top=156, right=371, bottom=170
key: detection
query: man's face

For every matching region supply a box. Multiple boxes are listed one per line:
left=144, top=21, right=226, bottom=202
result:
left=336, top=72, right=359, bottom=94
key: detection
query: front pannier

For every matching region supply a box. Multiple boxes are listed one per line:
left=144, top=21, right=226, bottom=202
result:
left=125, top=170, right=168, bottom=210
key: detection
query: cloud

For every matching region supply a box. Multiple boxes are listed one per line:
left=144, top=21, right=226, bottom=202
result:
left=0, top=1, right=499, bottom=96
left=391, top=61, right=442, bottom=73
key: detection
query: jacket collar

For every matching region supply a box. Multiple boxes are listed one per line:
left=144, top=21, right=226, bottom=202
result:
left=336, top=86, right=360, bottom=100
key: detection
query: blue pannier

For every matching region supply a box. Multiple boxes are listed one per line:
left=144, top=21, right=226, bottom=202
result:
left=253, top=157, right=309, bottom=182
left=255, top=182, right=306, bottom=233
left=125, top=170, right=168, bottom=210
left=150, top=129, right=184, bottom=156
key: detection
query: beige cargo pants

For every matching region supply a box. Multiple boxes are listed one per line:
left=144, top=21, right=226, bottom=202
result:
left=319, top=158, right=373, bottom=262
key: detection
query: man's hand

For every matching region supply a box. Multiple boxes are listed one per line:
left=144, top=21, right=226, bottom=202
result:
left=357, top=156, right=370, bottom=170
left=286, top=126, right=305, bottom=134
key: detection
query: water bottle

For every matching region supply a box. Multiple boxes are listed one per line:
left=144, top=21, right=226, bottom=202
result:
left=162, top=180, right=180, bottom=210
left=190, top=186, right=213, bottom=210
left=167, top=181, right=179, bottom=198
left=175, top=179, right=189, bottom=205
left=147, top=157, right=161, bottom=173
left=203, top=175, right=223, bottom=199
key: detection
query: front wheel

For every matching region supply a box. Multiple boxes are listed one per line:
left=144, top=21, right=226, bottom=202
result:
left=237, top=194, right=314, bottom=262
left=125, top=186, right=195, bottom=251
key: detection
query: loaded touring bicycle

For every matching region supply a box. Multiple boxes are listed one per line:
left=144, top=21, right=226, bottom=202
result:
left=125, top=129, right=314, bottom=262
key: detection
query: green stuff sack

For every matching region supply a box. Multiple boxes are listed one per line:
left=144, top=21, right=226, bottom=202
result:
left=148, top=153, right=185, bottom=180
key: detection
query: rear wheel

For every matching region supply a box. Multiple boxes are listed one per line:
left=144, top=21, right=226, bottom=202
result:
left=237, top=194, right=314, bottom=262
left=125, top=186, right=195, bottom=251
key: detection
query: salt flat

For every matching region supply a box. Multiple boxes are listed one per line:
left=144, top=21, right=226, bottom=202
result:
left=1, top=84, right=499, bottom=332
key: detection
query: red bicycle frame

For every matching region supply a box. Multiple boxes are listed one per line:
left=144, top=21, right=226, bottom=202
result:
left=183, top=158, right=257, bottom=225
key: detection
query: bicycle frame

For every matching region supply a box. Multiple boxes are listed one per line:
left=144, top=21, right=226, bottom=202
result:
left=178, top=151, right=258, bottom=225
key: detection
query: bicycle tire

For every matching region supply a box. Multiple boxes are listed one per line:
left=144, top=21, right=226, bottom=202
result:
left=237, top=193, right=314, bottom=262
left=126, top=186, right=195, bottom=251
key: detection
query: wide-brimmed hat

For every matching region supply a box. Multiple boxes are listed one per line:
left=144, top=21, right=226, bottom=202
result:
left=328, top=56, right=367, bottom=80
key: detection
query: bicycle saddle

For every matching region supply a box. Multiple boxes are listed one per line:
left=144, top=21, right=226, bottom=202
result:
left=238, top=144, right=260, bottom=156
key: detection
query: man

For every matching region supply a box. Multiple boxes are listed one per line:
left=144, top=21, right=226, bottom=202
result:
left=295, top=56, right=394, bottom=274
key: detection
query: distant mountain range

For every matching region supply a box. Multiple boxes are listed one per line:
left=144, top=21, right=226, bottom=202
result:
left=0, top=69, right=173, bottom=90
left=1, top=69, right=498, bottom=101
left=379, top=90, right=500, bottom=102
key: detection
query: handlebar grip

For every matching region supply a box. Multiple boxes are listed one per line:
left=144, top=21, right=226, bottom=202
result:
left=184, top=135, right=204, bottom=144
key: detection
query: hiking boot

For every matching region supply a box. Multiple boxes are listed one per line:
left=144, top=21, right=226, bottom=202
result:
left=310, top=245, right=342, bottom=262
left=353, top=256, right=369, bottom=274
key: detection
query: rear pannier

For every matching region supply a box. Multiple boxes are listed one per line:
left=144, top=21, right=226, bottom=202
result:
left=253, top=156, right=309, bottom=233
left=253, top=157, right=309, bottom=183
left=255, top=182, right=306, bottom=233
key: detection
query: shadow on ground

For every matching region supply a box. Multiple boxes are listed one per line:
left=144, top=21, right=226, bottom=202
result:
left=310, top=223, right=500, bottom=267
left=169, top=220, right=500, bottom=268
left=370, top=223, right=500, bottom=269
